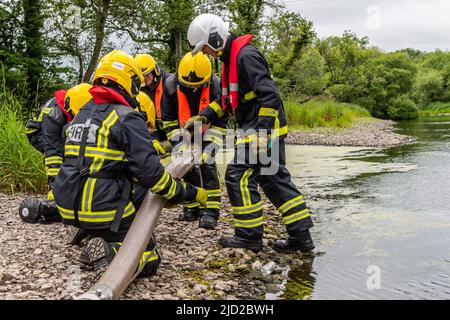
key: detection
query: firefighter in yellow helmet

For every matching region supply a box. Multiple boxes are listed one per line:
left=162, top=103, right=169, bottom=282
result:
left=53, top=50, right=207, bottom=279
left=20, top=83, right=92, bottom=229
left=135, top=54, right=172, bottom=156
left=161, top=52, right=226, bottom=230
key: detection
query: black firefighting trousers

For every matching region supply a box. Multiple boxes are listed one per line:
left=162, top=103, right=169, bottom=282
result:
left=225, top=136, right=313, bottom=240
left=80, top=185, right=160, bottom=277
left=183, top=161, right=221, bottom=219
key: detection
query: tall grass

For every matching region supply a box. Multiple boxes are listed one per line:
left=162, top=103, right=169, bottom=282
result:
left=284, top=99, right=371, bottom=129
left=0, top=85, right=47, bottom=194
left=420, top=102, right=450, bottom=116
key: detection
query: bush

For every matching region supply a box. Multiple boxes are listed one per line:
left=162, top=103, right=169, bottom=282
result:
left=387, top=96, right=419, bottom=120
left=0, top=86, right=47, bottom=193
left=284, top=98, right=371, bottom=128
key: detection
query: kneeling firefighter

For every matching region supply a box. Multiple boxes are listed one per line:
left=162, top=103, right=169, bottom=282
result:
left=161, top=52, right=226, bottom=229
left=21, top=84, right=93, bottom=225
left=135, top=54, right=173, bottom=156
left=53, top=50, right=207, bottom=278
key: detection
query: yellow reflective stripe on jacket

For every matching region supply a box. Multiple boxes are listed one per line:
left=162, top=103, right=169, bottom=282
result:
left=37, top=106, right=52, bottom=122
left=234, top=216, right=264, bottom=228
left=239, top=168, right=253, bottom=207
left=209, top=101, right=224, bottom=118
left=244, top=91, right=257, bottom=102
left=167, top=128, right=182, bottom=140
left=151, top=170, right=170, bottom=193
left=64, top=145, right=126, bottom=161
left=57, top=201, right=135, bottom=223
left=97, top=111, right=119, bottom=149
left=279, top=195, right=304, bottom=214
left=162, top=120, right=179, bottom=129
left=258, top=107, right=278, bottom=117
left=282, top=208, right=310, bottom=225
left=232, top=201, right=262, bottom=215
left=45, top=156, right=63, bottom=166
left=163, top=178, right=177, bottom=200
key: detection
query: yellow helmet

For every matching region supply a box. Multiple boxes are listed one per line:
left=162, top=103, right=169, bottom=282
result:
left=136, top=91, right=156, bottom=129
left=64, top=83, right=93, bottom=116
left=135, top=54, right=161, bottom=78
left=178, top=52, right=211, bottom=88
left=93, top=50, right=144, bottom=98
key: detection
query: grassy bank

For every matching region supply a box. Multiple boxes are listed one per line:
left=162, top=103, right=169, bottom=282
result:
left=0, top=88, right=47, bottom=194
left=419, top=102, right=450, bottom=116
left=284, top=99, right=372, bottom=130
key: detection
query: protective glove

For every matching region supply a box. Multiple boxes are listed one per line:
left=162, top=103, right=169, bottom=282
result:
left=183, top=115, right=207, bottom=132
left=195, top=187, right=208, bottom=208
left=250, top=135, right=269, bottom=157
left=152, top=140, right=173, bottom=156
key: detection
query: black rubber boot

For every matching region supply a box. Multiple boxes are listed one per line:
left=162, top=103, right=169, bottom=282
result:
left=179, top=208, right=200, bottom=222
left=274, top=229, right=315, bottom=253
left=79, top=237, right=113, bottom=270
left=69, top=229, right=91, bottom=246
left=219, top=235, right=263, bottom=253
left=198, top=214, right=218, bottom=230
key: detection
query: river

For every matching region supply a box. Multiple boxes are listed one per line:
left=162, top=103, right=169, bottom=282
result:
left=283, top=116, right=450, bottom=299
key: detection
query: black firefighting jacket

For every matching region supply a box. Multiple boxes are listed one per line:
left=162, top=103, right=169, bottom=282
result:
left=53, top=86, right=198, bottom=230
left=25, top=95, right=68, bottom=196
left=161, top=74, right=227, bottom=148
left=200, top=33, right=288, bottom=140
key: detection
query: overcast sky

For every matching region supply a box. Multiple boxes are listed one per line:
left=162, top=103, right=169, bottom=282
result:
left=283, top=0, right=450, bottom=52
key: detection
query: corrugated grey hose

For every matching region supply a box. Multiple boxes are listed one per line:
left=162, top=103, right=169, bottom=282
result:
left=76, top=133, right=200, bottom=300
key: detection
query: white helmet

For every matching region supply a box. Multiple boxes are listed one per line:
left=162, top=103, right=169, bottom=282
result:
left=187, top=13, right=229, bottom=55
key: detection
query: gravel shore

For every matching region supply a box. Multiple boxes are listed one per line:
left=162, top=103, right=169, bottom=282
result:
left=0, top=192, right=316, bottom=300
left=285, top=119, right=416, bottom=147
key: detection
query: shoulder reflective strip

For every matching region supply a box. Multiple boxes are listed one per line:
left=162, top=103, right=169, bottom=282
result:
left=258, top=107, right=278, bottom=117
left=283, top=209, right=310, bottom=225
left=163, top=178, right=177, bottom=200
left=151, top=170, right=170, bottom=193
left=244, top=91, right=257, bottom=101
left=45, top=157, right=63, bottom=166
left=229, top=83, right=239, bottom=91
left=209, top=101, right=225, bottom=118
left=184, top=202, right=200, bottom=208
left=167, top=128, right=182, bottom=140
left=279, top=195, right=304, bottom=214
left=234, top=216, right=264, bottom=228
left=162, top=120, right=179, bottom=129
left=98, top=111, right=119, bottom=148
left=239, top=168, right=254, bottom=207
left=232, top=201, right=263, bottom=215
left=206, top=201, right=221, bottom=209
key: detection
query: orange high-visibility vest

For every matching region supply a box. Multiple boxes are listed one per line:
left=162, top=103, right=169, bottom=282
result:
left=177, top=86, right=210, bottom=126
left=221, top=34, right=254, bottom=110
left=154, top=80, right=163, bottom=119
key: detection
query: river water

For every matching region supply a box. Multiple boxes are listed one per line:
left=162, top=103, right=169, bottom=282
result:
left=283, top=117, right=450, bottom=299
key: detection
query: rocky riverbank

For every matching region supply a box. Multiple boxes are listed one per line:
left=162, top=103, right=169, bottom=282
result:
left=0, top=192, right=318, bottom=300
left=285, top=119, right=416, bottom=147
